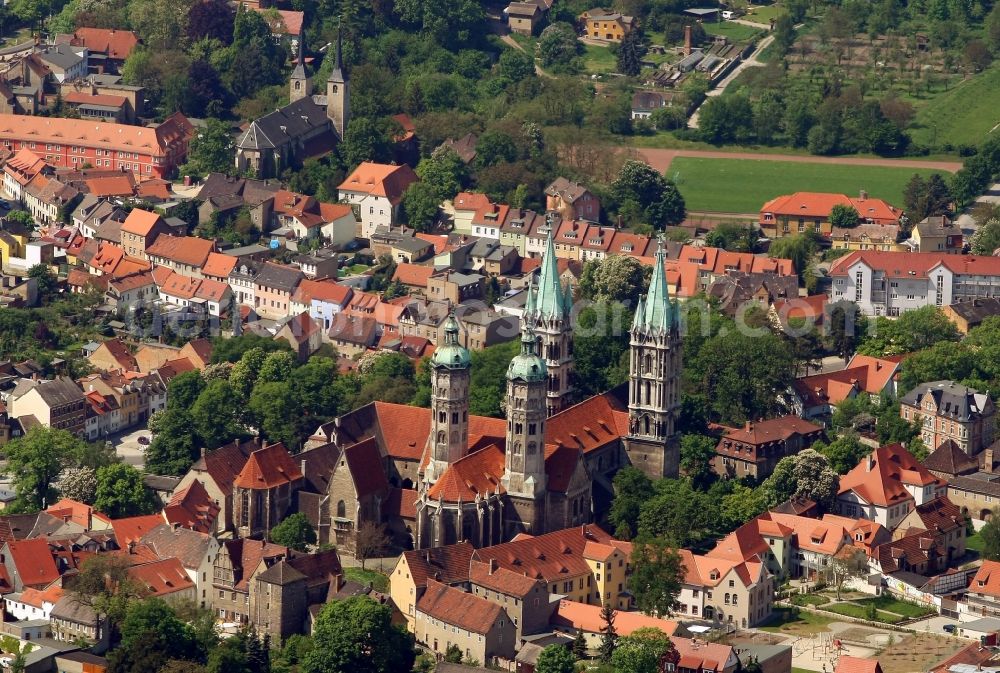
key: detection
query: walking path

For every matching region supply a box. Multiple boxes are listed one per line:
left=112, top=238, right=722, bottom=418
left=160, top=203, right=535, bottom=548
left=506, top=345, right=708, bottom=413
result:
left=500, top=34, right=553, bottom=78
left=636, top=147, right=964, bottom=173
left=688, top=35, right=773, bottom=129
left=731, top=18, right=772, bottom=29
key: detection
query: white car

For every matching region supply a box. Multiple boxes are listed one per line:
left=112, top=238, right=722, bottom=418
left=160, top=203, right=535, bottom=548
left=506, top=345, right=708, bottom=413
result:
left=722, top=10, right=736, bottom=19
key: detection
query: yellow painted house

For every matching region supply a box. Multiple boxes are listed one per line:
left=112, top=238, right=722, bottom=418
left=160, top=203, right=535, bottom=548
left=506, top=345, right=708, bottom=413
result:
left=0, top=230, right=25, bottom=265
left=580, top=8, right=636, bottom=41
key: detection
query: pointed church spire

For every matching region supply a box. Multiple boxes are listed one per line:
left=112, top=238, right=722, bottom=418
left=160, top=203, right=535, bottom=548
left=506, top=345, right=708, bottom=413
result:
left=534, top=221, right=569, bottom=320
left=524, top=275, right=537, bottom=320
left=636, top=235, right=673, bottom=335
left=329, top=21, right=346, bottom=83
left=291, top=28, right=307, bottom=80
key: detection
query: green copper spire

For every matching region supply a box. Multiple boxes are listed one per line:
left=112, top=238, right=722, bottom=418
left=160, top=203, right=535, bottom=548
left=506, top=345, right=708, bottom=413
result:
left=524, top=275, right=537, bottom=318
left=431, top=313, right=471, bottom=369
left=532, top=223, right=570, bottom=320
left=508, top=324, right=546, bottom=382
left=635, top=236, right=674, bottom=335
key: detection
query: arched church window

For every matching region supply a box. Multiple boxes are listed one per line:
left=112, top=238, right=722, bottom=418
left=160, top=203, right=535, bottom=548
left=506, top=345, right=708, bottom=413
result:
left=527, top=442, right=536, bottom=455
left=437, top=430, right=446, bottom=445
left=294, top=81, right=300, bottom=90
left=336, top=500, right=346, bottom=518
left=644, top=415, right=650, bottom=434
left=513, top=442, right=522, bottom=455
left=332, top=84, right=339, bottom=93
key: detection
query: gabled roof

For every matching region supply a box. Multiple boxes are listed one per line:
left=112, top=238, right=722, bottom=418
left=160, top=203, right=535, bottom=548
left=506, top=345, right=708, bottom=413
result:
left=293, top=278, right=352, bottom=306
left=5, top=538, right=59, bottom=587
left=120, top=208, right=162, bottom=236
left=839, top=443, right=943, bottom=507
left=233, top=442, right=303, bottom=490
left=469, top=561, right=543, bottom=597
left=255, top=261, right=303, bottom=293
left=402, top=542, right=475, bottom=588
left=146, top=235, right=214, bottom=267
left=338, top=162, right=419, bottom=205
left=192, top=438, right=260, bottom=496
left=202, top=252, right=238, bottom=279
left=716, top=416, right=822, bottom=446
left=222, top=538, right=287, bottom=591
left=470, top=525, right=618, bottom=583
left=427, top=444, right=506, bottom=502
left=129, top=557, right=194, bottom=597
left=830, top=251, right=1000, bottom=279
left=341, top=438, right=389, bottom=500
left=416, top=580, right=505, bottom=634
left=110, top=514, right=165, bottom=546
left=0, top=112, right=190, bottom=156
left=971, top=560, right=1000, bottom=599
left=908, top=496, right=964, bottom=535
left=392, top=263, right=434, bottom=288
left=761, top=192, right=902, bottom=223
left=66, top=27, right=139, bottom=59
left=835, top=657, right=883, bottom=673
left=162, top=479, right=220, bottom=533
left=923, top=438, right=979, bottom=476
left=552, top=599, right=679, bottom=637
left=141, top=523, right=214, bottom=570
left=900, top=380, right=993, bottom=422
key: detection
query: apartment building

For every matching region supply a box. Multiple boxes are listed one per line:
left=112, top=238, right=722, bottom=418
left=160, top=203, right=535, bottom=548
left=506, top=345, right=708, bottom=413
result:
left=900, top=381, right=995, bottom=456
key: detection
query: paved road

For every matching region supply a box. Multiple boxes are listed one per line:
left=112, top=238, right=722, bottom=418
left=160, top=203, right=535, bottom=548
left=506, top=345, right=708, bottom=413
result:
left=955, top=182, right=1000, bottom=236
left=112, top=427, right=149, bottom=469
left=689, top=35, right=774, bottom=129
left=730, top=17, right=772, bottom=29
left=637, top=147, right=964, bottom=173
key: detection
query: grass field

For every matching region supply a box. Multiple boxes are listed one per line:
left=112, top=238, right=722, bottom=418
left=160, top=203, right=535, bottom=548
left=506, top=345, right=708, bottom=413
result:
left=789, top=594, right=830, bottom=607
left=760, top=607, right=834, bottom=635
left=583, top=43, right=618, bottom=74
left=703, top=21, right=764, bottom=42
left=967, top=530, right=985, bottom=553
left=670, top=156, right=947, bottom=213
left=909, top=65, right=1000, bottom=148
left=821, top=602, right=904, bottom=624
left=343, top=567, right=389, bottom=592
left=746, top=4, right=787, bottom=23
left=861, top=595, right=936, bottom=618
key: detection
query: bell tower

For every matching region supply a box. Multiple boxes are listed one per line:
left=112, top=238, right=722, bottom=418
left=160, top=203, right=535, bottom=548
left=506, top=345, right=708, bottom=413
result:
left=423, top=314, right=471, bottom=486
left=326, top=27, right=350, bottom=139
left=289, top=30, right=310, bottom=103
left=624, top=236, right=682, bottom=479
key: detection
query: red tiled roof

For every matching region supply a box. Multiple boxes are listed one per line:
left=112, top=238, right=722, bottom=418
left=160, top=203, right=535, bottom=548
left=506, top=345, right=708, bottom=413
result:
left=111, top=514, right=166, bottom=546
left=392, top=263, right=434, bottom=288
left=163, top=479, right=220, bottom=533
left=830, top=251, right=1000, bottom=279
left=224, top=538, right=288, bottom=591
left=469, top=560, right=542, bottom=597
left=91, top=338, right=137, bottom=371
left=470, top=525, right=617, bottom=583
left=453, top=192, right=491, bottom=213
left=146, top=235, right=214, bottom=267
left=5, top=538, right=59, bottom=588
left=427, top=444, right=506, bottom=502
left=136, top=178, right=171, bottom=200
left=84, top=173, right=135, bottom=197
left=233, top=443, right=303, bottom=490
left=715, top=416, right=822, bottom=446
left=45, top=498, right=110, bottom=529
left=839, top=443, right=944, bottom=507
left=415, top=233, right=448, bottom=254
left=761, top=192, right=902, bottom=224
left=402, top=541, right=475, bottom=588
left=255, top=8, right=304, bottom=35
left=385, top=487, right=417, bottom=520
left=197, top=438, right=258, bottom=496
left=342, top=438, right=389, bottom=499
left=69, top=27, right=138, bottom=59
left=0, top=113, right=187, bottom=156
left=970, top=559, right=1000, bottom=599
left=338, top=162, right=419, bottom=205
left=202, top=252, right=238, bottom=279
left=416, top=580, right=504, bottom=634
left=544, top=391, right=630, bottom=454
left=293, top=278, right=352, bottom=306
left=129, top=557, right=194, bottom=597
left=552, top=599, right=679, bottom=637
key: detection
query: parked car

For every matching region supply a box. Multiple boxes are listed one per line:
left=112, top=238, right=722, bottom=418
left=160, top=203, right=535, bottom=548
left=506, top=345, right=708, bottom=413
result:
left=137, top=436, right=150, bottom=446
left=943, top=624, right=956, bottom=634
left=722, top=10, right=738, bottom=19
left=0, top=200, right=11, bottom=211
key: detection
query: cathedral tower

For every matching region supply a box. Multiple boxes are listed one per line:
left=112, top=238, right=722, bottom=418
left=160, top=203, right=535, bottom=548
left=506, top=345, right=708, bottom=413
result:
left=502, top=324, right=548, bottom=535
left=524, top=224, right=574, bottom=416
left=289, top=30, right=310, bottom=103
left=624, top=236, right=682, bottom=479
left=423, top=315, right=470, bottom=485
left=326, top=28, right=350, bottom=139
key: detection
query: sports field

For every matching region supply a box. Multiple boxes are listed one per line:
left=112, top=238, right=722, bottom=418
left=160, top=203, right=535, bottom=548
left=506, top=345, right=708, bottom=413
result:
left=669, top=156, right=947, bottom=213
left=910, top=65, right=1000, bottom=148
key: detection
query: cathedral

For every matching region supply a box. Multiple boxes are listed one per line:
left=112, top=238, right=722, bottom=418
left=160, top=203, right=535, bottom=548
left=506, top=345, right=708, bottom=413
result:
left=234, top=31, right=349, bottom=178
left=410, top=230, right=683, bottom=548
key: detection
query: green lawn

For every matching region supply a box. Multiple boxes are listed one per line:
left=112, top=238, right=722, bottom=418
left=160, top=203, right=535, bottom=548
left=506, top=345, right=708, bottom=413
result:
left=860, top=595, right=936, bottom=618
left=789, top=594, right=830, bottom=607
left=583, top=43, right=618, bottom=74
left=703, top=21, right=764, bottom=42
left=343, top=567, right=390, bottom=592
left=910, top=65, right=1000, bottom=149
left=746, top=3, right=787, bottom=23
left=967, top=530, right=985, bottom=553
left=760, top=607, right=834, bottom=634
left=821, top=602, right=904, bottom=624
left=669, top=156, right=948, bottom=213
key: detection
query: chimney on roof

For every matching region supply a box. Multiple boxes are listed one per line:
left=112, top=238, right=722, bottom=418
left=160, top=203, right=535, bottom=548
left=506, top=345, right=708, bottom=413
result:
left=986, top=449, right=995, bottom=474
left=127, top=541, right=135, bottom=554
left=866, top=453, right=875, bottom=472
left=859, top=189, right=868, bottom=201
left=684, top=25, right=692, bottom=56
left=489, top=558, right=498, bottom=574
left=745, top=420, right=752, bottom=432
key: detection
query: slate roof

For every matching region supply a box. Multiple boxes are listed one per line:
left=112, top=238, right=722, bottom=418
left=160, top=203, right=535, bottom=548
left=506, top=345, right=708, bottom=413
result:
left=236, top=96, right=332, bottom=151
left=947, top=297, right=1000, bottom=325
left=21, top=376, right=84, bottom=407
left=923, top=438, right=979, bottom=476
left=256, top=559, right=307, bottom=586
left=900, top=381, right=992, bottom=422
left=255, top=262, right=303, bottom=293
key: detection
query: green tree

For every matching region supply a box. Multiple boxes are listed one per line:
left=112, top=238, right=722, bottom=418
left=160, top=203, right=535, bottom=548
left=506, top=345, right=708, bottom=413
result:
left=212, top=334, right=289, bottom=363
left=598, top=604, right=617, bottom=664
left=826, top=300, right=866, bottom=361
left=629, top=538, right=684, bottom=617
left=858, top=306, right=960, bottom=356
left=536, top=645, right=576, bottom=673
left=572, top=631, right=587, bottom=659
left=302, top=596, right=416, bottom=673
left=6, top=426, right=86, bottom=511
left=829, top=204, right=860, bottom=229
left=762, top=449, right=840, bottom=509
left=257, top=350, right=297, bottom=384
left=617, top=29, right=643, bottom=76
left=498, top=48, right=535, bottom=82
left=981, top=510, right=1000, bottom=561
left=608, top=466, right=654, bottom=539
left=118, top=598, right=201, bottom=658
left=572, top=301, right=633, bottom=398
left=611, top=627, right=675, bottom=673
left=94, top=464, right=157, bottom=518
left=814, top=431, right=867, bottom=474
left=444, top=645, right=462, bottom=663
left=637, top=479, right=716, bottom=546
left=579, top=256, right=647, bottom=304
left=59, top=467, right=98, bottom=504
left=720, top=482, right=767, bottom=530
left=401, top=182, right=441, bottom=232
left=679, top=434, right=717, bottom=487
left=249, top=381, right=303, bottom=449
left=167, top=370, right=206, bottom=412
left=145, top=409, right=199, bottom=476
left=538, top=22, right=581, bottom=71
left=189, top=379, right=244, bottom=449
left=611, top=160, right=685, bottom=227
left=467, top=340, right=521, bottom=417
left=270, top=513, right=317, bottom=551
left=698, top=94, right=753, bottom=144
left=182, top=118, right=234, bottom=178
left=340, top=117, right=396, bottom=169
left=971, top=218, right=1000, bottom=255
left=27, top=264, right=57, bottom=303
left=768, top=233, right=818, bottom=276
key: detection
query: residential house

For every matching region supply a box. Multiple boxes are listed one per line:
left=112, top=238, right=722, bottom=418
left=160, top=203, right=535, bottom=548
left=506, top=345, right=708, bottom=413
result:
left=440, top=134, right=478, bottom=165
left=87, top=338, right=136, bottom=372
left=895, top=495, right=966, bottom=563
left=545, top=178, right=600, bottom=222
left=837, top=443, right=947, bottom=529
left=253, top=262, right=303, bottom=320
left=129, top=557, right=197, bottom=603
left=3, top=149, right=48, bottom=203
left=120, top=208, right=171, bottom=260
left=900, top=381, right=996, bottom=455
left=326, top=312, right=378, bottom=356
left=391, top=263, right=435, bottom=294
left=968, top=560, right=1000, bottom=617
left=211, top=537, right=287, bottom=626
left=133, top=339, right=212, bottom=372
left=56, top=27, right=139, bottom=73
left=507, top=2, right=543, bottom=35
left=550, top=599, right=679, bottom=653
left=943, top=298, right=1000, bottom=334
left=290, top=279, right=352, bottom=329
left=8, top=376, right=86, bottom=434
left=155, top=269, right=232, bottom=317
left=390, top=542, right=475, bottom=631
left=50, top=595, right=105, bottom=648
left=414, top=580, right=516, bottom=663
left=106, top=272, right=157, bottom=312
left=162, top=479, right=221, bottom=534
left=829, top=251, right=1000, bottom=317
left=4, top=585, right=64, bottom=621
left=788, top=353, right=905, bottom=421
left=338, top=162, right=419, bottom=239
left=62, top=90, right=130, bottom=122
left=275, top=312, right=323, bottom=361
left=229, top=259, right=259, bottom=307
left=451, top=192, right=492, bottom=236
left=676, top=550, right=774, bottom=628
left=146, top=235, right=216, bottom=277
left=468, top=562, right=551, bottom=641
left=426, top=271, right=483, bottom=305
left=0, top=112, right=192, bottom=179
left=907, top=215, right=963, bottom=254
left=830, top=223, right=904, bottom=253
left=580, top=9, right=637, bottom=41
left=1, top=538, right=59, bottom=591
left=201, top=252, right=239, bottom=284
left=140, top=523, right=220, bottom=609
left=38, top=44, right=88, bottom=83
left=713, top=417, right=825, bottom=480
left=869, top=529, right=945, bottom=576
left=631, top=90, right=677, bottom=122
left=23, top=175, right=80, bottom=226
left=759, top=192, right=903, bottom=238
left=291, top=249, right=339, bottom=280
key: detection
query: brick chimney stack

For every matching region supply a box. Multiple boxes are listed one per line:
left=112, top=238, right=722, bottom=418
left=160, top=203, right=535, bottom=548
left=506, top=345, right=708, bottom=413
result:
left=684, top=25, right=692, bottom=56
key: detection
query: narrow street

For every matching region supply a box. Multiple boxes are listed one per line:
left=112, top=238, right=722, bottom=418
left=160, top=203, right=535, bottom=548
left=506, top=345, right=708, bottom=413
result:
left=688, top=35, right=774, bottom=129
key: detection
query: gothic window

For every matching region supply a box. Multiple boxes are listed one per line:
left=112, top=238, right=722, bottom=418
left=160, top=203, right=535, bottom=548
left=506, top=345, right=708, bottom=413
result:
left=528, top=423, right=536, bottom=435
left=253, top=492, right=264, bottom=528
left=332, top=84, right=339, bottom=93
left=528, top=442, right=536, bottom=455
left=336, top=500, right=346, bottom=518
left=438, top=411, right=446, bottom=423
left=452, top=412, right=458, bottom=424
left=437, top=431, right=446, bottom=445
left=644, top=415, right=650, bottom=435
left=644, top=381, right=651, bottom=404
left=644, top=353, right=652, bottom=374
left=513, top=442, right=522, bottom=455
left=515, top=423, right=523, bottom=435
left=239, top=490, right=249, bottom=528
